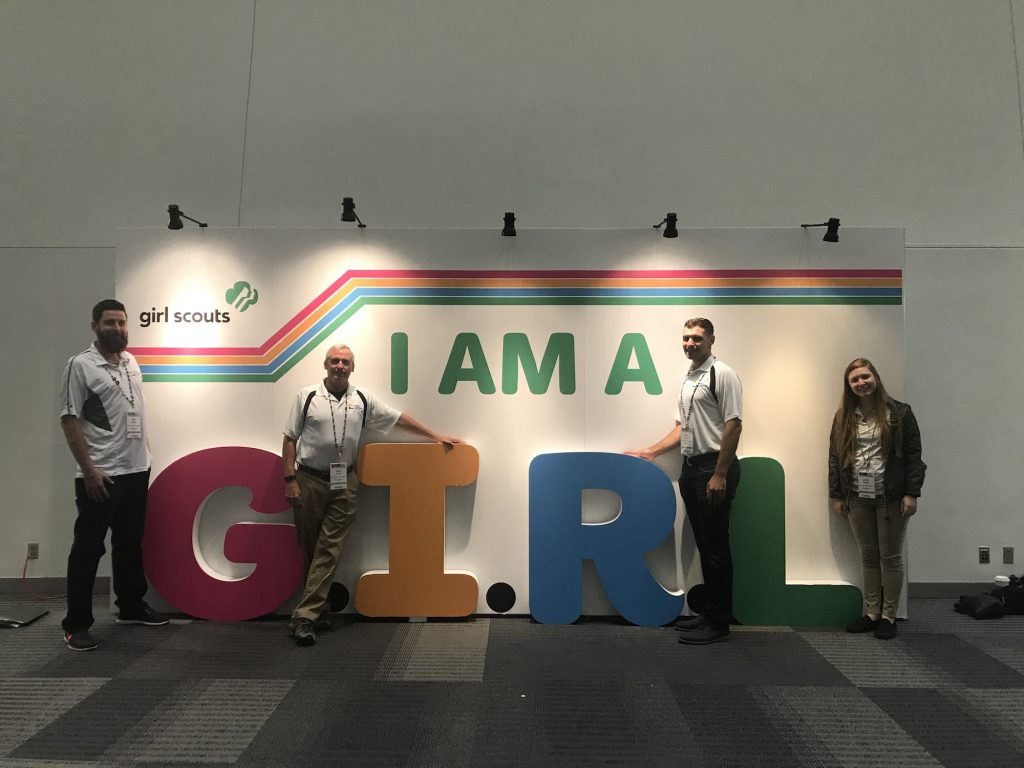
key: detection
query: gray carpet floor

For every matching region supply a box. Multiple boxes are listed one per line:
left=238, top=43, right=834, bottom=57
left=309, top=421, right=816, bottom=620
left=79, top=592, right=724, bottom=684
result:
left=1, top=598, right=1022, bottom=767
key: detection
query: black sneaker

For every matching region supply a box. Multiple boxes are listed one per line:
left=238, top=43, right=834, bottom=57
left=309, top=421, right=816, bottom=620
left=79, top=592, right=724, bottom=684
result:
left=677, top=623, right=729, bottom=645
left=293, top=619, right=317, bottom=647
left=874, top=619, right=898, bottom=640
left=65, top=629, right=99, bottom=651
left=674, top=614, right=706, bottom=632
left=845, top=615, right=880, bottom=633
left=313, top=616, right=332, bottom=632
left=117, top=605, right=170, bottom=626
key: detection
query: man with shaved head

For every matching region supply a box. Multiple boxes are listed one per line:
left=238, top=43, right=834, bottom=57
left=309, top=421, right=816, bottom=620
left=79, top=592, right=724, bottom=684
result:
left=281, top=344, right=463, bottom=646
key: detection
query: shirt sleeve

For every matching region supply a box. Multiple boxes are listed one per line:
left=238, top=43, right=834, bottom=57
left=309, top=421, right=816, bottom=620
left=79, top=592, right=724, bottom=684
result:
left=283, top=389, right=307, bottom=440
left=59, top=355, right=86, bottom=419
left=716, top=364, right=743, bottom=423
left=361, top=389, right=401, bottom=434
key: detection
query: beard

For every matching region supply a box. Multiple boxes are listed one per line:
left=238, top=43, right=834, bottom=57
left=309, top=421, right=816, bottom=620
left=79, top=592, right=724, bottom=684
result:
left=97, top=329, right=128, bottom=354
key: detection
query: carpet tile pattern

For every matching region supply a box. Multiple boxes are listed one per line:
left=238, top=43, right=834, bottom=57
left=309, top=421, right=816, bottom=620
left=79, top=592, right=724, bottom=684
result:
left=0, top=598, right=1021, bottom=767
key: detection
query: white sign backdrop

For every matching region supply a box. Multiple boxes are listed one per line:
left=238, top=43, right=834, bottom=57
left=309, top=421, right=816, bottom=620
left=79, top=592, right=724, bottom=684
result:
left=117, top=227, right=904, bottom=614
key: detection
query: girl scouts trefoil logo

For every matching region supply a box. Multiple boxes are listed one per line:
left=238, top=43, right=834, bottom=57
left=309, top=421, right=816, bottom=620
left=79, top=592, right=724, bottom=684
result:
left=226, top=281, right=259, bottom=312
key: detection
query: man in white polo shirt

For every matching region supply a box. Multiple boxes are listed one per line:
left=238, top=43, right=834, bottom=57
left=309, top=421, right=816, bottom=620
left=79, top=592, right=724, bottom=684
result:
left=628, top=317, right=743, bottom=644
left=282, top=343, right=463, bottom=646
left=59, top=299, right=169, bottom=652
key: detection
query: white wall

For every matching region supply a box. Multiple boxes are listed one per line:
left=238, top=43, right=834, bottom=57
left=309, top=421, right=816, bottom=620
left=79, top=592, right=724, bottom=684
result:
left=0, top=250, right=114, bottom=577
left=3, top=0, right=1023, bottom=586
left=904, top=247, right=1024, bottom=582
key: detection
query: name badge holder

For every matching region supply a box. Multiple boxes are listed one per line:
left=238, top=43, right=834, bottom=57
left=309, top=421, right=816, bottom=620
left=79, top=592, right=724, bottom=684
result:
left=126, top=411, right=143, bottom=440
left=329, top=462, right=348, bottom=490
left=856, top=470, right=878, bottom=499
left=681, top=429, right=695, bottom=452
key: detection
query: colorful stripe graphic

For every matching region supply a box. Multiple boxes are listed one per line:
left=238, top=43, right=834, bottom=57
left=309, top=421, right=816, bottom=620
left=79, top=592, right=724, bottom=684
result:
left=134, top=269, right=901, bottom=382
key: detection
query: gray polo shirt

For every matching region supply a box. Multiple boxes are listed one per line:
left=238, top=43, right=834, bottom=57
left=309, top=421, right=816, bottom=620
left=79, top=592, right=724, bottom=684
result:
left=284, top=382, right=400, bottom=471
left=59, top=343, right=151, bottom=477
left=675, top=355, right=742, bottom=457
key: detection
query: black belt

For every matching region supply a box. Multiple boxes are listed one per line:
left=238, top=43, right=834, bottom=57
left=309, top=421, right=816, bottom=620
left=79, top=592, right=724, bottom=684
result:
left=683, top=451, right=719, bottom=467
left=297, top=463, right=357, bottom=482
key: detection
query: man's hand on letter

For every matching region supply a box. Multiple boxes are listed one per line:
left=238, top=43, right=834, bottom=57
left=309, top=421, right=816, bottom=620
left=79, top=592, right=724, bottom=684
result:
left=624, top=449, right=655, bottom=462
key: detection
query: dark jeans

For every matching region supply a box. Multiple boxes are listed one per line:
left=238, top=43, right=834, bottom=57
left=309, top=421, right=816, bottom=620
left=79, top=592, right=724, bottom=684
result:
left=62, top=470, right=151, bottom=633
left=678, top=456, right=741, bottom=628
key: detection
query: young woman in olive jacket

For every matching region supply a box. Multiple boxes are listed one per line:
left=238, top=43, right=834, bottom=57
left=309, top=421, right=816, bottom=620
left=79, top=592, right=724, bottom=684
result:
left=829, top=358, right=926, bottom=639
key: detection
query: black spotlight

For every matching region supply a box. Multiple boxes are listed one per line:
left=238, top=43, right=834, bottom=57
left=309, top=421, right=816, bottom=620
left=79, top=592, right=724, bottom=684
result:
left=167, top=204, right=207, bottom=230
left=653, top=212, right=678, bottom=238
left=502, top=211, right=517, bottom=237
left=340, top=197, right=366, bottom=228
left=801, top=217, right=840, bottom=243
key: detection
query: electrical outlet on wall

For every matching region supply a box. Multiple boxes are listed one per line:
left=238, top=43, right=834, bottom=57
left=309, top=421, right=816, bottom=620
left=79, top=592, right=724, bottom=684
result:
left=1004, top=547, right=1015, bottom=565
left=26, top=542, right=39, bottom=560
left=979, top=546, right=990, bottom=564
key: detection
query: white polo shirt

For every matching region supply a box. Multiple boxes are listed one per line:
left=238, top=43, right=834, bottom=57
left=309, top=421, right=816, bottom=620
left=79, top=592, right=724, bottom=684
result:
left=284, top=382, right=400, bottom=471
left=675, top=355, right=743, bottom=457
left=59, top=343, right=151, bottom=477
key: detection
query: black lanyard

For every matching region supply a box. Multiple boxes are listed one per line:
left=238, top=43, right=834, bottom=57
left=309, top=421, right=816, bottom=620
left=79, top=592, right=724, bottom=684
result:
left=326, top=390, right=350, bottom=457
left=679, top=366, right=710, bottom=429
left=104, top=357, right=137, bottom=410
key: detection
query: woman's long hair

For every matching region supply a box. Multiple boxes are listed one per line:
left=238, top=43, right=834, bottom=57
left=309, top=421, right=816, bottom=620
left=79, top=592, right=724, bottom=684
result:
left=832, top=357, right=894, bottom=469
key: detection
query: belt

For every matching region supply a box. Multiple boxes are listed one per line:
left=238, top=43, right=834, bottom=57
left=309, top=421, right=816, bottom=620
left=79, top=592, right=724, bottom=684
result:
left=683, top=451, right=719, bottom=467
left=296, top=463, right=359, bottom=482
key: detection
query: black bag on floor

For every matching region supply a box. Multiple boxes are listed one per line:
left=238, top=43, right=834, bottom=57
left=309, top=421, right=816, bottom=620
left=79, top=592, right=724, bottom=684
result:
left=953, top=593, right=1007, bottom=619
left=989, top=574, right=1024, bottom=615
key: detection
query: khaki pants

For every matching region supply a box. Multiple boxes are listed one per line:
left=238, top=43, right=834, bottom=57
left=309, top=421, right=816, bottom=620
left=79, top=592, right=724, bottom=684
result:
left=291, top=468, right=360, bottom=622
left=847, top=497, right=907, bottom=620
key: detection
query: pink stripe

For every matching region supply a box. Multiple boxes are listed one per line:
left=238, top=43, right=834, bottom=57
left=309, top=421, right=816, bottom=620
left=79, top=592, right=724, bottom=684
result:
left=344, top=268, right=902, bottom=279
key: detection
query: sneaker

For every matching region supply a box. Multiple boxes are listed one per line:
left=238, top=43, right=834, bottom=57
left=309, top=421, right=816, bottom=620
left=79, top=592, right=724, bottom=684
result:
left=293, top=619, right=317, bottom=646
left=116, top=605, right=170, bottom=626
left=65, top=629, right=99, bottom=652
left=874, top=618, right=898, bottom=640
left=677, top=623, right=729, bottom=645
left=314, top=616, right=332, bottom=632
left=673, top=614, right=706, bottom=632
left=845, top=615, right=880, bottom=633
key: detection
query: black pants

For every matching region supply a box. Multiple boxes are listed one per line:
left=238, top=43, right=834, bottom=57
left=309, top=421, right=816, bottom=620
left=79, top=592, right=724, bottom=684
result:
left=678, top=457, right=741, bottom=629
left=62, top=470, right=151, bottom=633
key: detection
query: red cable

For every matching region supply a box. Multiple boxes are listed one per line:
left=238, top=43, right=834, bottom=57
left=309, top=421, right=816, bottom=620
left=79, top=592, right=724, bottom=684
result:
left=21, top=557, right=64, bottom=602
